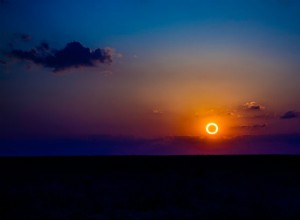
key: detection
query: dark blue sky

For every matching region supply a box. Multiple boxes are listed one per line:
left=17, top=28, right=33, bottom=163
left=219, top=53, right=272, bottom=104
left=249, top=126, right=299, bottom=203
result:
left=1, top=0, right=300, bottom=154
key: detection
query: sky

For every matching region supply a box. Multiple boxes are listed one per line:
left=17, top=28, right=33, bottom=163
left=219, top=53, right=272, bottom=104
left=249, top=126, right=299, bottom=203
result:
left=1, top=0, right=300, bottom=154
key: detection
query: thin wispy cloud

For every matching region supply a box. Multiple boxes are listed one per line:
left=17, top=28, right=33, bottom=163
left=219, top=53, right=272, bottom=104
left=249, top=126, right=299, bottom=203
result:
left=233, top=124, right=267, bottom=130
left=152, top=109, right=164, bottom=115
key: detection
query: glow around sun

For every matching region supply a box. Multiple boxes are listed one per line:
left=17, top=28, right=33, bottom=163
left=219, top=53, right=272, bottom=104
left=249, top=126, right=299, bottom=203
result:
left=206, top=122, right=219, bottom=135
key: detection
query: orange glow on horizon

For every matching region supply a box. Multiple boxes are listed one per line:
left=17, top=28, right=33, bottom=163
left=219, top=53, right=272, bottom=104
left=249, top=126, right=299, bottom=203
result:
left=195, top=114, right=232, bottom=139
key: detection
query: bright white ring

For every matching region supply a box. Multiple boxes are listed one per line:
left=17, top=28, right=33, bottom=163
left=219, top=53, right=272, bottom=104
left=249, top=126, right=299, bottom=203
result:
left=206, top=123, right=218, bottom=135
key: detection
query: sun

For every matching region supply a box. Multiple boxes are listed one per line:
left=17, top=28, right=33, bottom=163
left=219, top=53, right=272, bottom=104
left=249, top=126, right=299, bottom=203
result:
left=206, top=122, right=219, bottom=135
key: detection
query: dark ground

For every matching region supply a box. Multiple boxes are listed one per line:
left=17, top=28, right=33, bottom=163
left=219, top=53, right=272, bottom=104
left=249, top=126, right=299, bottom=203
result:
left=1, top=156, right=300, bottom=219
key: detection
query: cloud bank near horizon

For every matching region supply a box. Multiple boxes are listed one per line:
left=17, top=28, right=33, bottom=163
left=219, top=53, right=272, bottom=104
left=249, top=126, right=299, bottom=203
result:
left=1, top=134, right=300, bottom=156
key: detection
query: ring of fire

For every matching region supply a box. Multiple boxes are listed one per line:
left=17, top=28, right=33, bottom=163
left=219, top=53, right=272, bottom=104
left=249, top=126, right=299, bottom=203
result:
left=206, top=123, right=218, bottom=135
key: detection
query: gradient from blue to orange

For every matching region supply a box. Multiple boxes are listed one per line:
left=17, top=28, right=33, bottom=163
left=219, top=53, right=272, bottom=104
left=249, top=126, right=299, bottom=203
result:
left=1, top=0, right=300, bottom=145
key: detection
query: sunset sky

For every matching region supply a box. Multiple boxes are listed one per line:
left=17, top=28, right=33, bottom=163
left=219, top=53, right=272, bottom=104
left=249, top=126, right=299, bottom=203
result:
left=1, top=0, right=300, bottom=154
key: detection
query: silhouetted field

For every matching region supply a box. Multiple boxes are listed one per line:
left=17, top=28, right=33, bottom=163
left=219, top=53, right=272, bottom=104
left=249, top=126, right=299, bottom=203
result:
left=1, top=156, right=300, bottom=219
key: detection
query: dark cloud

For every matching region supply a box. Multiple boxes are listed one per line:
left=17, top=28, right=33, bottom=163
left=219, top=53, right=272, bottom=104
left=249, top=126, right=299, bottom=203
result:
left=14, top=33, right=32, bottom=42
left=10, top=33, right=32, bottom=44
left=234, top=124, right=267, bottom=130
left=38, top=41, right=50, bottom=50
left=251, top=113, right=275, bottom=119
left=0, top=59, right=6, bottom=64
left=239, top=112, right=276, bottom=120
left=280, top=111, right=299, bottom=119
left=243, top=101, right=265, bottom=111
left=10, top=41, right=115, bottom=72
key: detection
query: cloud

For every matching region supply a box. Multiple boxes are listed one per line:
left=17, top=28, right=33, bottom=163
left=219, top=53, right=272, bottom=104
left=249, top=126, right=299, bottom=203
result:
left=280, top=111, right=299, bottom=119
left=2, top=134, right=300, bottom=155
left=152, top=109, right=163, bottom=115
left=243, top=101, right=265, bottom=111
left=10, top=41, right=115, bottom=72
left=238, top=112, right=276, bottom=120
left=14, top=33, right=32, bottom=42
left=251, top=113, right=275, bottom=119
left=233, top=124, right=267, bottom=130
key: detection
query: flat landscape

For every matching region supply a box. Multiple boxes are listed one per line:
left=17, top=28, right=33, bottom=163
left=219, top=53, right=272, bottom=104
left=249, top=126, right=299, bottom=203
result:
left=1, top=155, right=300, bottom=219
